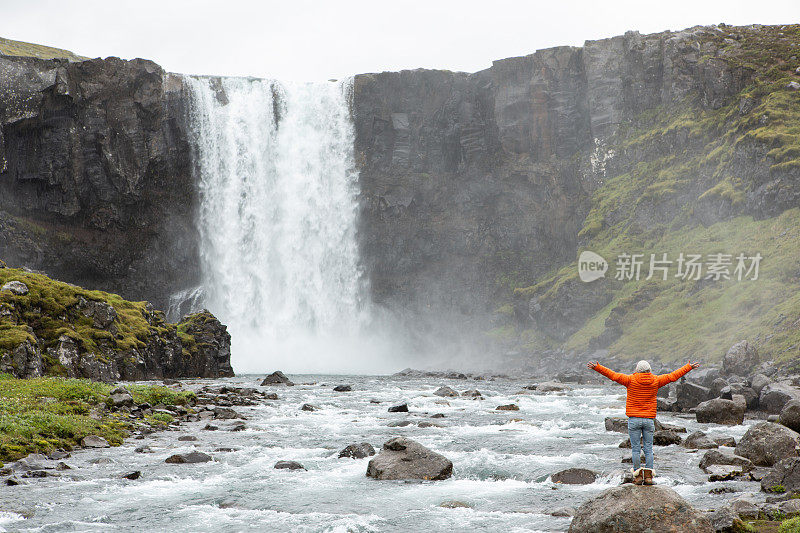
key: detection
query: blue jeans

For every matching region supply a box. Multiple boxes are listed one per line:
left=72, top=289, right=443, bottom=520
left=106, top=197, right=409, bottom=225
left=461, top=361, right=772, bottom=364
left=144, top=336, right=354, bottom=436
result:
left=628, top=417, right=655, bottom=470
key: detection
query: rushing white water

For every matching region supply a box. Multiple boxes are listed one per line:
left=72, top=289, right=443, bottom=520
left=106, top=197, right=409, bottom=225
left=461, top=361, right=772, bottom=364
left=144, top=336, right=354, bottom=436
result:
left=184, top=77, right=373, bottom=374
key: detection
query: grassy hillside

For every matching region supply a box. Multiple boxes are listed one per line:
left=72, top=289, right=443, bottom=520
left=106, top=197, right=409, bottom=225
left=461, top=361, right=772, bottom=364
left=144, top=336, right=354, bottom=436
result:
left=501, top=24, right=800, bottom=367
left=0, top=36, right=89, bottom=61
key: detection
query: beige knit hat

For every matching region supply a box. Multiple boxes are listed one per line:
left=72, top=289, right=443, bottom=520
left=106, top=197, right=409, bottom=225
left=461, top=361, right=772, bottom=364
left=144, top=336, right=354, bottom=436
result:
left=635, top=360, right=651, bottom=373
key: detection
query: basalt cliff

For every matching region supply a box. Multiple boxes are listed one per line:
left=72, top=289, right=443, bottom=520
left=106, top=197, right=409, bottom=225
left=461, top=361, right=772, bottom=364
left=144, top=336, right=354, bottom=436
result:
left=1, top=24, right=799, bottom=370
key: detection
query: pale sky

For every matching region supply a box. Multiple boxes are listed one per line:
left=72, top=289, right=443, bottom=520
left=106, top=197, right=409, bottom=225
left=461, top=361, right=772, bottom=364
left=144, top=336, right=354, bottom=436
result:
left=3, top=0, right=800, bottom=81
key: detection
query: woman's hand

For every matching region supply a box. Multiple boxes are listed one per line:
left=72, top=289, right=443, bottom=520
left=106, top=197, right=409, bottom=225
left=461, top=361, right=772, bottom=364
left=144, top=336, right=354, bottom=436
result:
left=690, top=361, right=701, bottom=369
left=587, top=361, right=599, bottom=370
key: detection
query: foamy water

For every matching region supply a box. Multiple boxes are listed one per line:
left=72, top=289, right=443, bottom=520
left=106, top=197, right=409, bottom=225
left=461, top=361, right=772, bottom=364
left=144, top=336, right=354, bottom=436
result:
left=1, top=376, right=761, bottom=532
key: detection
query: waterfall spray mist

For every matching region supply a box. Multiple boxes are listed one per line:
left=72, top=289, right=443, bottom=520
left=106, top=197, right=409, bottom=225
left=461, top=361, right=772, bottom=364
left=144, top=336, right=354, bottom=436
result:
left=184, top=76, right=388, bottom=374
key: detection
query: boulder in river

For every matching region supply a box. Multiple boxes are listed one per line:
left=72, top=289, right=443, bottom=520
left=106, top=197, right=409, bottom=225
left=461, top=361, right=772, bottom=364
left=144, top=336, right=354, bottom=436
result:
left=706, top=464, right=745, bottom=481
left=722, top=340, right=759, bottom=376
left=496, top=404, right=519, bottom=411
left=735, top=421, right=800, bottom=466
left=653, top=430, right=682, bottom=446
left=780, top=400, right=800, bottom=433
left=760, top=456, right=800, bottom=493
left=568, top=484, right=712, bottom=532
left=300, top=403, right=318, bottom=412
left=388, top=403, right=409, bottom=413
left=122, top=471, right=141, bottom=480
left=694, top=398, right=745, bottom=425
left=333, top=385, right=352, bottom=392
left=165, top=451, right=212, bottom=464
left=260, top=371, right=294, bottom=386
left=213, top=407, right=242, bottom=419
left=81, top=435, right=109, bottom=448
left=760, top=383, right=800, bottom=414
left=676, top=380, right=711, bottom=410
left=274, top=460, right=305, bottom=470
left=366, top=437, right=453, bottom=480
left=698, top=448, right=753, bottom=473
left=683, top=431, right=718, bottom=449
left=720, top=383, right=758, bottom=409
left=339, top=442, right=376, bottom=459
left=551, top=468, right=597, bottom=485
left=461, top=389, right=483, bottom=399
left=433, top=386, right=458, bottom=397
left=537, top=382, right=571, bottom=392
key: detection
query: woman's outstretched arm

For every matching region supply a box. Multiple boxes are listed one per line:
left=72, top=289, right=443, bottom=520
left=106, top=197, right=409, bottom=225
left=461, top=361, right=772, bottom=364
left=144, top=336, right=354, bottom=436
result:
left=588, top=362, right=632, bottom=386
left=655, top=361, right=700, bottom=387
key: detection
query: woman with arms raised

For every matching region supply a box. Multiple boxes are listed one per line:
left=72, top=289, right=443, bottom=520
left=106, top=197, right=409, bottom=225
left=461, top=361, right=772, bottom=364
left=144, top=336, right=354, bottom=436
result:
left=587, top=359, right=700, bottom=485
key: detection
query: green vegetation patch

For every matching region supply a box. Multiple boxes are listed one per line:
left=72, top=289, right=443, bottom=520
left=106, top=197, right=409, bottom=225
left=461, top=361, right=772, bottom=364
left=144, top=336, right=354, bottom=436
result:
left=0, top=36, right=89, bottom=61
left=0, top=374, right=191, bottom=462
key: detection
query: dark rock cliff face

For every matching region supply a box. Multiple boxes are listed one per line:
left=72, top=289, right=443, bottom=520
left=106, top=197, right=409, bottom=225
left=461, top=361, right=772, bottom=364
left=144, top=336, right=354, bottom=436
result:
left=352, top=25, right=800, bottom=353
left=352, top=48, right=591, bottom=326
left=0, top=55, right=198, bottom=311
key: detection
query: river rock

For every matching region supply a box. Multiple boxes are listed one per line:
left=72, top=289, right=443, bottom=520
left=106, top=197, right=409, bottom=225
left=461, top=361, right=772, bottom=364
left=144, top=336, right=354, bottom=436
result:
left=781, top=400, right=800, bottom=432
left=676, top=380, right=711, bottom=410
left=122, top=471, right=141, bottom=480
left=735, top=422, right=800, bottom=466
left=213, top=407, right=241, bottom=419
left=551, top=468, right=597, bottom=485
left=387, top=420, right=411, bottom=427
left=706, top=505, right=747, bottom=533
left=81, top=435, right=110, bottom=448
left=760, top=383, right=800, bottom=414
left=537, top=382, right=571, bottom=392
left=388, top=403, right=409, bottom=412
left=439, top=501, right=472, bottom=509
left=605, top=417, right=628, bottom=432
left=333, top=385, right=352, bottom=392
left=568, top=484, right=713, bottom=532
left=699, top=449, right=753, bottom=472
left=760, top=456, right=800, bottom=493
left=177, top=435, right=197, bottom=441
left=720, top=383, right=758, bottom=409
left=261, top=371, right=294, bottom=386
left=496, top=404, right=519, bottom=411
left=715, top=436, right=736, bottom=447
left=301, top=403, right=318, bottom=412
left=684, top=431, right=718, bottom=449
left=707, top=464, right=745, bottom=481
left=657, top=397, right=678, bottom=411
left=654, top=430, right=682, bottom=446
left=339, top=442, right=376, bottom=459
left=366, top=437, right=453, bottom=480
left=274, top=460, right=305, bottom=470
left=695, top=398, right=745, bottom=425
left=109, top=386, right=133, bottom=408
left=433, top=386, right=458, bottom=397
left=165, top=451, right=212, bottom=464
left=461, top=389, right=483, bottom=398
left=723, top=340, right=759, bottom=376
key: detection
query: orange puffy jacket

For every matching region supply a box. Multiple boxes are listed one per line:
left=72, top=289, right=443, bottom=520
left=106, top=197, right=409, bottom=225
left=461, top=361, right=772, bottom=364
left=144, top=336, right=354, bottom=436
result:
left=593, top=363, right=693, bottom=418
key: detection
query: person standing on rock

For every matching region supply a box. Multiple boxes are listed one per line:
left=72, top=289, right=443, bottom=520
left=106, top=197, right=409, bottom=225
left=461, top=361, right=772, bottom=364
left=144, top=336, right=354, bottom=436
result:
left=587, top=359, right=700, bottom=485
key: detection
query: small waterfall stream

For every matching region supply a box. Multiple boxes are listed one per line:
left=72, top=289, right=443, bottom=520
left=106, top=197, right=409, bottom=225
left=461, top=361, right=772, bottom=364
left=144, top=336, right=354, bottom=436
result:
left=182, top=76, right=370, bottom=373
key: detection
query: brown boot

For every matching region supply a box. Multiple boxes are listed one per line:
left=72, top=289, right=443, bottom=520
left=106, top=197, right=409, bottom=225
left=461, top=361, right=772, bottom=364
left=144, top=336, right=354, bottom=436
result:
left=633, top=468, right=643, bottom=485
left=642, top=468, right=654, bottom=485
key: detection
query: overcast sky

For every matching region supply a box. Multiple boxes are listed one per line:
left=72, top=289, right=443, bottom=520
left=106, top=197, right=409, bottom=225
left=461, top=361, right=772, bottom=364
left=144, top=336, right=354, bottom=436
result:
left=3, top=0, right=800, bottom=80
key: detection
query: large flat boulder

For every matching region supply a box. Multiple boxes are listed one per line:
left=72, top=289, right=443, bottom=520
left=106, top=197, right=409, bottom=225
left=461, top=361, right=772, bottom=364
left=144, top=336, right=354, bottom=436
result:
left=695, top=398, right=745, bottom=425
left=551, top=468, right=597, bottom=485
left=735, top=422, right=800, bottom=466
left=366, top=437, right=452, bottom=480
left=568, top=484, right=713, bottom=532
left=699, top=448, right=753, bottom=472
left=781, top=400, right=800, bottom=433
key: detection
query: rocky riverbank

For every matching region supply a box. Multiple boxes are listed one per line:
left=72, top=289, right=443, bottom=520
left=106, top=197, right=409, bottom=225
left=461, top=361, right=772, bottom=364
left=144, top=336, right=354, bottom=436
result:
left=0, top=264, right=233, bottom=381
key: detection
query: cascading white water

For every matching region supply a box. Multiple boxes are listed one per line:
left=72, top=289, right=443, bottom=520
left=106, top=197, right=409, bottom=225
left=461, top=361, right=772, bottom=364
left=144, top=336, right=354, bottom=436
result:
left=184, top=76, right=375, bottom=373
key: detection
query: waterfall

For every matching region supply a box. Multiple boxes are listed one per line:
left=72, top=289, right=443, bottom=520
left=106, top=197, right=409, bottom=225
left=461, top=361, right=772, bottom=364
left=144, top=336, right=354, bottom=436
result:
left=183, top=76, right=372, bottom=373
